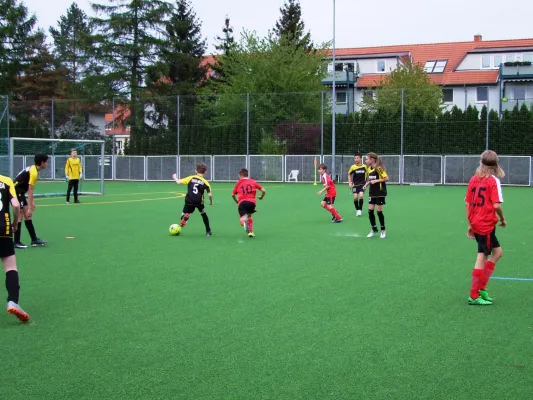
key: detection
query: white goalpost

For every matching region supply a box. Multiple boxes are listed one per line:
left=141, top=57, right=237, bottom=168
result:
left=9, top=137, right=106, bottom=197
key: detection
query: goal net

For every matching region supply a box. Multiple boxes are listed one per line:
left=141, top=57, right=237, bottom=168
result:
left=9, top=138, right=105, bottom=197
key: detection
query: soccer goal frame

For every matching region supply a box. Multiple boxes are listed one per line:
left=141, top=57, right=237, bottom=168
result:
left=9, top=137, right=106, bottom=197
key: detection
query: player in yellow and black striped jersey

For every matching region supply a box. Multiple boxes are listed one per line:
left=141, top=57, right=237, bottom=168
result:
left=172, top=162, right=213, bottom=236
left=0, top=174, right=30, bottom=322
left=363, top=152, right=390, bottom=239
left=13, top=153, right=48, bottom=248
left=65, top=149, right=83, bottom=204
left=347, top=154, right=368, bottom=216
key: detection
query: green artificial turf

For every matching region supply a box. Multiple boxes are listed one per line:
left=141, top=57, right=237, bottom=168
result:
left=2, top=182, right=533, bottom=399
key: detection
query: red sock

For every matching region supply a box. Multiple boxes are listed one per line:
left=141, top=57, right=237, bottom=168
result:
left=330, top=207, right=341, bottom=220
left=248, top=218, right=253, bottom=233
left=322, top=204, right=341, bottom=220
left=470, top=269, right=484, bottom=298
left=479, top=261, right=496, bottom=290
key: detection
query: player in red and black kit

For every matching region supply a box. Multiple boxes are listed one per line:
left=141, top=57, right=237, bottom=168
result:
left=316, top=163, right=342, bottom=223
left=231, top=168, right=266, bottom=238
left=465, top=150, right=506, bottom=306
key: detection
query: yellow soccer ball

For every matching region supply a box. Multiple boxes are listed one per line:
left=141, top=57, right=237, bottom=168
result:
left=169, top=224, right=182, bottom=236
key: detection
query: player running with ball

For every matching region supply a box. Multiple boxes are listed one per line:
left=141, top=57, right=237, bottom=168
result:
left=231, top=168, right=266, bottom=238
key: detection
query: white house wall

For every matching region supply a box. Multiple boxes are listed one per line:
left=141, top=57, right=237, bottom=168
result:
left=457, top=51, right=533, bottom=70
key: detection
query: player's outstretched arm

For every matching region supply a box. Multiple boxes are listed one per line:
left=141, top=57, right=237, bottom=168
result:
left=258, top=188, right=266, bottom=200
left=208, top=192, right=213, bottom=206
left=172, top=173, right=182, bottom=184
left=231, top=193, right=239, bottom=204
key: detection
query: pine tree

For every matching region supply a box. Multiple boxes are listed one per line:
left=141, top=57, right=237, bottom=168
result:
left=0, top=0, right=39, bottom=97
left=210, top=16, right=236, bottom=84
left=273, top=0, right=312, bottom=51
left=49, top=2, right=94, bottom=99
left=90, top=0, right=173, bottom=142
left=14, top=31, right=67, bottom=101
left=145, top=0, right=207, bottom=130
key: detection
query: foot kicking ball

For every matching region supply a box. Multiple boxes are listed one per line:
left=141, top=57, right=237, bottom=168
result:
left=169, top=224, right=182, bottom=236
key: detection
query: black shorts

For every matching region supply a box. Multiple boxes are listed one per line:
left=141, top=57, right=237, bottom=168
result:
left=183, top=203, right=205, bottom=214
left=16, top=191, right=27, bottom=208
left=238, top=201, right=256, bottom=217
left=352, top=185, right=365, bottom=194
left=369, top=197, right=386, bottom=206
left=0, top=237, right=15, bottom=258
left=474, top=229, right=500, bottom=256
left=323, top=196, right=335, bottom=205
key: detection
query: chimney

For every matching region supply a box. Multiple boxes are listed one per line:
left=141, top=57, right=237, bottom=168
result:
left=474, top=34, right=482, bottom=42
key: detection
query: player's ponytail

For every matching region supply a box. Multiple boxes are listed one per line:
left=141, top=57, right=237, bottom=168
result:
left=367, top=152, right=386, bottom=172
left=477, top=150, right=505, bottom=179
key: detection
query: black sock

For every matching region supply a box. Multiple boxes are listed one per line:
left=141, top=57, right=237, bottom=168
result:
left=24, top=220, right=38, bottom=241
left=354, top=200, right=359, bottom=210
left=368, top=210, right=377, bottom=231
left=14, top=222, right=21, bottom=243
left=6, top=270, right=20, bottom=303
left=377, top=211, right=385, bottom=231
left=201, top=213, right=211, bottom=231
left=359, top=199, right=364, bottom=210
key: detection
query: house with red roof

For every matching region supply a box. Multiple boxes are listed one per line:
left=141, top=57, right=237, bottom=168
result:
left=321, top=35, right=533, bottom=115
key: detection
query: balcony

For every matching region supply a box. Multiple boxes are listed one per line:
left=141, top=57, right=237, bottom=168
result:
left=321, top=71, right=356, bottom=87
left=500, top=63, right=533, bottom=80
left=501, top=98, right=533, bottom=112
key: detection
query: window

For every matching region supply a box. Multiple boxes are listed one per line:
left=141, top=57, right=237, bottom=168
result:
left=524, top=54, right=533, bottom=62
left=493, top=55, right=502, bottom=68
left=513, top=86, right=526, bottom=100
left=377, top=60, right=385, bottom=72
left=433, top=60, right=447, bottom=73
left=442, top=88, right=454, bottom=103
left=345, top=63, right=355, bottom=72
left=336, top=91, right=347, bottom=104
left=424, top=61, right=436, bottom=72
left=363, top=90, right=374, bottom=100
left=334, top=63, right=344, bottom=72
left=505, top=54, right=515, bottom=62
left=481, top=56, right=491, bottom=69
left=424, top=60, right=447, bottom=73
left=477, top=87, right=488, bottom=102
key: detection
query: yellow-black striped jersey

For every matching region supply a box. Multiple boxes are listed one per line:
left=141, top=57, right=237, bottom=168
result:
left=367, top=167, right=388, bottom=197
left=348, top=164, right=368, bottom=186
left=65, top=157, right=82, bottom=179
left=0, top=175, right=17, bottom=237
left=181, top=175, right=211, bottom=204
left=14, top=165, right=38, bottom=193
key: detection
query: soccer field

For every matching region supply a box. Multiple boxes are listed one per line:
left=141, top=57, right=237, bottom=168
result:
left=4, top=182, right=533, bottom=399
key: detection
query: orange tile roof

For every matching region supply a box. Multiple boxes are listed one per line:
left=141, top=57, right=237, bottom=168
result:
left=357, top=70, right=500, bottom=88
left=329, top=37, right=533, bottom=86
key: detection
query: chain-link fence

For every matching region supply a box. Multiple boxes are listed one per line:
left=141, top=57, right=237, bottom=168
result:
left=3, top=91, right=533, bottom=185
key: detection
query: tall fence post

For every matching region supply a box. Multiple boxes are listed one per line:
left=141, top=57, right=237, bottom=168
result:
left=400, top=88, right=405, bottom=184
left=51, top=98, right=55, bottom=138
left=177, top=95, right=180, bottom=177
left=246, top=93, right=250, bottom=169
left=321, top=91, right=324, bottom=161
left=486, top=97, right=490, bottom=150
left=112, top=97, right=115, bottom=156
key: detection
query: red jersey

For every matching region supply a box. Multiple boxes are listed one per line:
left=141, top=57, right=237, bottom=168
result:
left=320, top=173, right=337, bottom=197
left=232, top=178, right=264, bottom=204
left=465, top=175, right=503, bottom=235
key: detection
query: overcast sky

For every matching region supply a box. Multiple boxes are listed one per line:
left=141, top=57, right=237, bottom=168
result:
left=22, top=0, right=533, bottom=52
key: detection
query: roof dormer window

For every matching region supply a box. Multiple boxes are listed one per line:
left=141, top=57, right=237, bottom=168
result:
left=424, top=60, right=448, bottom=73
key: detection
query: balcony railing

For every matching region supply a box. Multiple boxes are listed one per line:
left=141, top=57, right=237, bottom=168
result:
left=321, top=71, right=355, bottom=86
